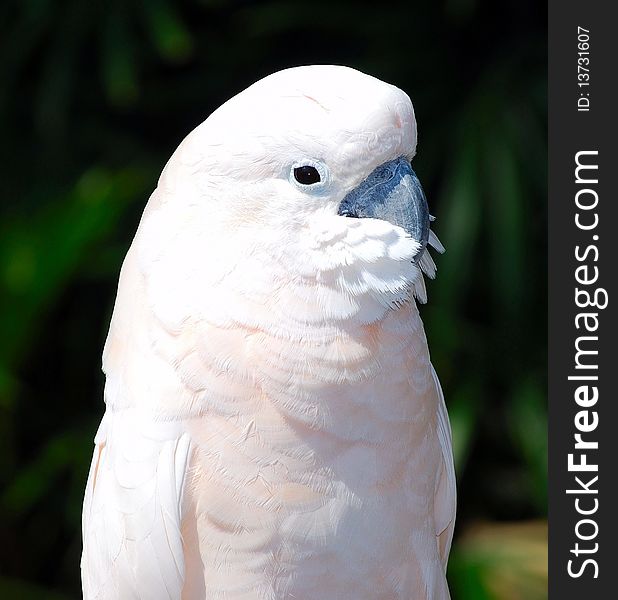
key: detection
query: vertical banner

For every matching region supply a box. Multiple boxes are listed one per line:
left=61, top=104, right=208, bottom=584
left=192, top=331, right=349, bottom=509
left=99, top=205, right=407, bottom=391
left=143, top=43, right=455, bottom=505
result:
left=549, top=1, right=617, bottom=597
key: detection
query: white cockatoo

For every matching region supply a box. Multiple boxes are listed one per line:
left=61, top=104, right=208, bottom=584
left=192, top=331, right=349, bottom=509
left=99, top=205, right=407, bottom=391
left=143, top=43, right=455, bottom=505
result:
left=81, top=65, right=456, bottom=600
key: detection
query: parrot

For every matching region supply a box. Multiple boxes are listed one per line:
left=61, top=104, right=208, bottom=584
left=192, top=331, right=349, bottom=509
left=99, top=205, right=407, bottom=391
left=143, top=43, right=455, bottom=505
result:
left=81, top=64, right=456, bottom=600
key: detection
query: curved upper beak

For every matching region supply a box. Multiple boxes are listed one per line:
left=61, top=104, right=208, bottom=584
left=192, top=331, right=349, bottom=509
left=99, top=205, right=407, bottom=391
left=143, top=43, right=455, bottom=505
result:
left=337, top=156, right=430, bottom=261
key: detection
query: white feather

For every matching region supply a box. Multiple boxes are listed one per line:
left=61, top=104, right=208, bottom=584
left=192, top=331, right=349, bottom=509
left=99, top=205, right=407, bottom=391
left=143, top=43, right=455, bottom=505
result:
left=81, top=410, right=191, bottom=600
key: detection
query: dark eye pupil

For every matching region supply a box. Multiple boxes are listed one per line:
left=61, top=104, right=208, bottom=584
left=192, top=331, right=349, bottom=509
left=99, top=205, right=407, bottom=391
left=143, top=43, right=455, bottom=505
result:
left=294, top=165, right=321, bottom=185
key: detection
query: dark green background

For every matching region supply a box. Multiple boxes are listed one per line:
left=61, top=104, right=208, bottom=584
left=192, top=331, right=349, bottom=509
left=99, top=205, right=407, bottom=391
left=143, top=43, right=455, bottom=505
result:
left=0, top=1, right=547, bottom=598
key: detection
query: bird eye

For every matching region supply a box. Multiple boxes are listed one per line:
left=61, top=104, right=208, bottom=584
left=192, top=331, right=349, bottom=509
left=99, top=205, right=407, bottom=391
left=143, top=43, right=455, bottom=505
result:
left=293, top=165, right=321, bottom=185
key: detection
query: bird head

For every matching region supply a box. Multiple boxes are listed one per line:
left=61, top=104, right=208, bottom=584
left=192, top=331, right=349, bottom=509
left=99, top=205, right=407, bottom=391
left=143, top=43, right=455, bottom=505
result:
left=134, top=66, right=442, bottom=330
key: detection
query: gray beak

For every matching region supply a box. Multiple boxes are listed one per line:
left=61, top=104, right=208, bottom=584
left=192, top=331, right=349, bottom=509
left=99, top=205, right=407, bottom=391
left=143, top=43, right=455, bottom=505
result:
left=337, top=156, right=430, bottom=261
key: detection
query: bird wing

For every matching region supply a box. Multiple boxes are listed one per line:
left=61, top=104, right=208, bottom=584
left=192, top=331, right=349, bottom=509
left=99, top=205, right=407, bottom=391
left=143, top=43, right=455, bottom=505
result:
left=432, top=365, right=457, bottom=569
left=81, top=408, right=192, bottom=600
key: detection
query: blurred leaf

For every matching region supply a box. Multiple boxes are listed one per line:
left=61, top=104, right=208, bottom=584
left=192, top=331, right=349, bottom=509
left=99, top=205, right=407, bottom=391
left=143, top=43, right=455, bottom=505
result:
left=484, top=118, right=526, bottom=319
left=2, top=429, right=89, bottom=516
left=101, top=3, right=139, bottom=107
left=140, top=0, right=194, bottom=62
left=449, top=520, right=548, bottom=600
left=508, top=379, right=548, bottom=512
left=0, top=166, right=151, bottom=380
left=433, top=114, right=482, bottom=313
left=448, top=377, right=484, bottom=474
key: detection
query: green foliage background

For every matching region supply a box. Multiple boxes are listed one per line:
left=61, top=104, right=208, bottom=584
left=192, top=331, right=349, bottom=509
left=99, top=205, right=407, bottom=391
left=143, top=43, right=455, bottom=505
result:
left=0, top=1, right=547, bottom=598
